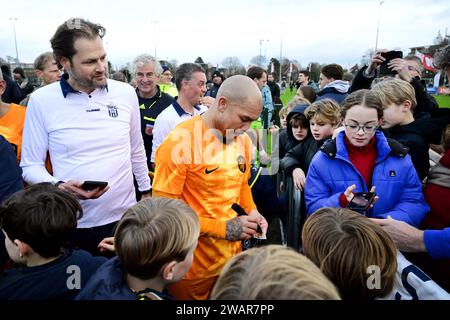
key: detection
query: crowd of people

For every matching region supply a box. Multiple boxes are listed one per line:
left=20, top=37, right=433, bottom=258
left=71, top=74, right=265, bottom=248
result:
left=0, top=17, right=450, bottom=301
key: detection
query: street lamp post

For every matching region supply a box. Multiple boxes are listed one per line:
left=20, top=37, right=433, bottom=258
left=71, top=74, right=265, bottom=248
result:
left=259, top=39, right=262, bottom=66
left=374, top=1, right=385, bottom=53
left=279, top=24, right=283, bottom=83
left=259, top=39, right=264, bottom=66
left=150, top=20, right=159, bottom=58
left=259, top=39, right=269, bottom=67
left=264, top=39, right=269, bottom=61
left=10, top=17, right=19, bottom=63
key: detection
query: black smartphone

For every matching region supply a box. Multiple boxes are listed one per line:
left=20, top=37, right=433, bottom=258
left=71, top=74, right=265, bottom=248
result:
left=347, top=192, right=376, bottom=213
left=81, top=180, right=108, bottom=191
left=379, top=50, right=403, bottom=76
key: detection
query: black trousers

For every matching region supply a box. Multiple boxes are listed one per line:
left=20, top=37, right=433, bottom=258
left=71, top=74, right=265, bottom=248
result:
left=68, top=221, right=117, bottom=258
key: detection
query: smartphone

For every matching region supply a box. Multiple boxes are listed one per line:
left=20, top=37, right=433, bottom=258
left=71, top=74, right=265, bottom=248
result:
left=379, top=50, right=403, bottom=76
left=347, top=192, right=376, bottom=213
left=81, top=180, right=108, bottom=191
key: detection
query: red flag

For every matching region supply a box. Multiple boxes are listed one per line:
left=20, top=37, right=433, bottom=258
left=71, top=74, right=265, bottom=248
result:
left=415, top=52, right=437, bottom=72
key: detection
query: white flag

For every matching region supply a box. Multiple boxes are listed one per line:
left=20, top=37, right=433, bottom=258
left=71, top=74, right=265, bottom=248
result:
left=434, top=71, right=441, bottom=88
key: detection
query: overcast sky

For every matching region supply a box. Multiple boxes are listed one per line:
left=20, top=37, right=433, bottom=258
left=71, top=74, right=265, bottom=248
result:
left=1, top=0, right=449, bottom=70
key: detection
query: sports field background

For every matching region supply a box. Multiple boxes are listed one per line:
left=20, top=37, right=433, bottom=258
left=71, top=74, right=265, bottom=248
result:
left=280, top=89, right=450, bottom=108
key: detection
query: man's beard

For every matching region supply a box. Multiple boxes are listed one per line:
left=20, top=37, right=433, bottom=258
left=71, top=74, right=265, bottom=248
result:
left=68, top=67, right=107, bottom=91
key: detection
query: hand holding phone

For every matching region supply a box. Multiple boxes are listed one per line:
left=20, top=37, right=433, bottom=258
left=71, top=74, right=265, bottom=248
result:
left=57, top=180, right=109, bottom=200
left=379, top=50, right=403, bottom=76
left=81, top=180, right=108, bottom=191
left=347, top=192, right=376, bottom=213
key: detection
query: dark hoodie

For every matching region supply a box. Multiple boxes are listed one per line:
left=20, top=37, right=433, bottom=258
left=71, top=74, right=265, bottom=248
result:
left=279, top=104, right=311, bottom=160
left=281, top=135, right=330, bottom=177
left=383, top=114, right=450, bottom=181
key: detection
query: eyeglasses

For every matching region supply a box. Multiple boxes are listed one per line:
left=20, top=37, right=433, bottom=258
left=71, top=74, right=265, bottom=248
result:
left=162, top=72, right=172, bottom=77
left=344, top=123, right=378, bottom=134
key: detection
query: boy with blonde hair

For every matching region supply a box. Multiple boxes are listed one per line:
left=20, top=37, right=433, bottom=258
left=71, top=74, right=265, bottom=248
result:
left=371, top=78, right=429, bottom=180
left=304, top=99, right=341, bottom=128
left=211, top=245, right=340, bottom=300
left=286, top=96, right=310, bottom=112
left=76, top=198, right=200, bottom=300
left=372, top=78, right=450, bottom=181
left=278, top=106, right=288, bottom=129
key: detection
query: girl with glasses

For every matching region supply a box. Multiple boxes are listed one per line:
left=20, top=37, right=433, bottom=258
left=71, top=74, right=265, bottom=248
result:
left=305, top=89, right=429, bottom=227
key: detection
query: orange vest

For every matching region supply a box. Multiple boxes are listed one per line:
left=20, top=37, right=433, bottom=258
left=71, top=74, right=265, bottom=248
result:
left=0, top=103, right=26, bottom=161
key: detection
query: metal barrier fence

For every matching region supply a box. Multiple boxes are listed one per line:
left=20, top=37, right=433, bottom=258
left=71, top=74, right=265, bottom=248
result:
left=281, top=176, right=307, bottom=252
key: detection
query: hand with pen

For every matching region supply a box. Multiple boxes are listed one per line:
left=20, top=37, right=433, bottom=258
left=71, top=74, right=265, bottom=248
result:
left=225, top=204, right=268, bottom=242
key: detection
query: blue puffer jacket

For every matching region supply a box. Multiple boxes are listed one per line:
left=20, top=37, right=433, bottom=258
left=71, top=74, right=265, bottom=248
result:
left=305, top=130, right=429, bottom=227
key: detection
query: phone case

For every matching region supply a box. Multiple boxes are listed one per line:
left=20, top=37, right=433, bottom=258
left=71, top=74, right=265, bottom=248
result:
left=347, top=192, right=376, bottom=211
left=379, top=51, right=403, bottom=76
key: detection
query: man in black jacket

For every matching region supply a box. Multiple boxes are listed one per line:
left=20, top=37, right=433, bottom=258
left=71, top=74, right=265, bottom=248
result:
left=207, top=70, right=224, bottom=98
left=267, top=73, right=281, bottom=105
left=1, top=65, right=22, bottom=104
left=13, top=67, right=34, bottom=99
left=350, top=50, right=438, bottom=119
left=132, top=54, right=174, bottom=171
